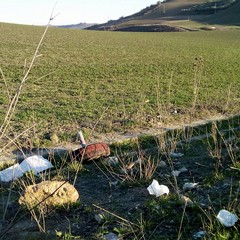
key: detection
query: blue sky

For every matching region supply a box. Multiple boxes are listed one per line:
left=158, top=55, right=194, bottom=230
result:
left=0, top=0, right=159, bottom=25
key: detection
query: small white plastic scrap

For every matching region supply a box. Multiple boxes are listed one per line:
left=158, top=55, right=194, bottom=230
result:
left=193, top=230, right=207, bottom=239
left=217, top=209, right=238, bottom=227
left=94, top=213, right=104, bottom=224
left=110, top=180, right=118, bottom=186
left=147, top=179, right=169, bottom=197
left=104, top=232, right=119, bottom=240
left=172, top=167, right=188, bottom=177
left=158, top=161, right=167, bottom=168
left=170, top=152, right=184, bottom=158
left=179, top=167, right=188, bottom=173
left=106, top=156, right=119, bottom=166
left=183, top=182, right=199, bottom=191
left=77, top=130, right=86, bottom=147
left=172, top=170, right=181, bottom=177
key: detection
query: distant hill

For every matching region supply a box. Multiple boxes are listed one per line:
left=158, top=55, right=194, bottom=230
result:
left=203, top=0, right=240, bottom=24
left=55, top=23, right=95, bottom=30
left=87, top=0, right=240, bottom=32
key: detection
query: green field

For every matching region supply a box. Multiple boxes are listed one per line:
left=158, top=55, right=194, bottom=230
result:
left=0, top=22, right=240, bottom=143
left=1, top=21, right=240, bottom=239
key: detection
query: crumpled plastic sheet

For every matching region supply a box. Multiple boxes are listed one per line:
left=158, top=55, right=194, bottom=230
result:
left=183, top=182, right=199, bottom=191
left=147, top=179, right=169, bottom=197
left=193, top=230, right=207, bottom=239
left=170, top=152, right=184, bottom=158
left=0, top=155, right=53, bottom=182
left=217, top=209, right=238, bottom=227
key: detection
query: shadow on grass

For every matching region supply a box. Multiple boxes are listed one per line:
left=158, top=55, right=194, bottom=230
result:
left=11, top=147, right=71, bottom=162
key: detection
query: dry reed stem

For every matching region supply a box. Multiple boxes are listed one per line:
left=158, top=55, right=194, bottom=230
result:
left=0, top=68, right=10, bottom=102
left=92, top=203, right=137, bottom=227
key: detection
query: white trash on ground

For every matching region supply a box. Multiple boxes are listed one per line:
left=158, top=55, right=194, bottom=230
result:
left=0, top=164, right=23, bottom=182
left=94, top=214, right=105, bottom=224
left=147, top=179, right=169, bottom=197
left=193, top=230, right=208, bottom=239
left=216, top=209, right=238, bottom=227
left=172, top=167, right=188, bottom=177
left=158, top=160, right=167, bottom=168
left=77, top=130, right=86, bottom=148
left=179, top=167, right=188, bottom=172
left=170, top=152, right=184, bottom=158
left=106, top=156, right=119, bottom=166
left=0, top=155, right=53, bottom=182
left=172, top=170, right=181, bottom=177
left=20, top=155, right=53, bottom=175
left=104, top=232, right=119, bottom=240
left=183, top=182, right=199, bottom=191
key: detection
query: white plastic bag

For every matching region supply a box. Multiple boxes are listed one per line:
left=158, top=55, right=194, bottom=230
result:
left=0, top=163, right=24, bottom=182
left=147, top=179, right=169, bottom=197
left=20, top=155, right=53, bottom=175
left=217, top=209, right=238, bottom=227
left=0, top=155, right=53, bottom=182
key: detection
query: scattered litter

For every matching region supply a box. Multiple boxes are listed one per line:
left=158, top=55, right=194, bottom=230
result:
left=106, top=156, right=119, bottom=166
left=94, top=214, right=104, bottom=224
left=72, top=142, right=110, bottom=162
left=193, top=230, right=208, bottom=239
left=110, top=180, right=118, bottom=186
left=216, top=209, right=238, bottom=227
left=173, top=109, right=178, bottom=114
left=73, top=130, right=110, bottom=162
left=104, top=232, right=119, bottom=240
left=183, top=182, right=199, bottom=191
left=164, top=174, right=171, bottom=178
left=170, top=152, right=184, bottom=158
left=158, top=161, right=167, bottom=168
left=77, top=130, right=86, bottom=148
left=147, top=179, right=169, bottom=197
left=0, top=155, right=53, bottom=182
left=172, top=167, right=188, bottom=177
left=20, top=155, right=53, bottom=175
left=179, top=167, right=188, bottom=172
left=172, top=170, right=181, bottom=177
left=0, top=164, right=23, bottom=182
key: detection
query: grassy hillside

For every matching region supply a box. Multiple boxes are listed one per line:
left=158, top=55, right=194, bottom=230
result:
left=0, top=22, right=240, bottom=144
left=87, top=0, right=212, bottom=30
left=55, top=23, right=95, bottom=29
left=136, top=0, right=212, bottom=18
left=203, top=0, right=240, bottom=25
left=88, top=0, right=240, bottom=31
